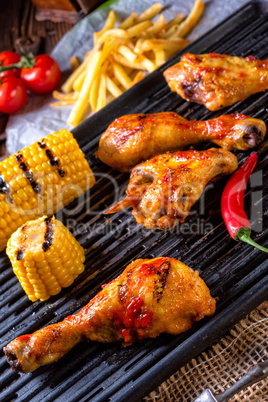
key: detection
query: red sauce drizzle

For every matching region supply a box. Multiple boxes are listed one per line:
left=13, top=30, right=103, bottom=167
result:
left=206, top=114, right=249, bottom=139
left=245, top=55, right=257, bottom=62
left=113, top=259, right=170, bottom=342
left=137, top=257, right=167, bottom=276
left=114, top=296, right=153, bottom=342
left=182, top=53, right=201, bottom=65
left=208, top=53, right=225, bottom=58
left=199, top=67, right=224, bottom=74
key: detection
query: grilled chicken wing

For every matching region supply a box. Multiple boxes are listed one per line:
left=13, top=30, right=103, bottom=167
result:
left=97, top=112, right=265, bottom=171
left=105, top=148, right=237, bottom=230
left=164, top=53, right=268, bottom=111
left=4, top=257, right=216, bottom=373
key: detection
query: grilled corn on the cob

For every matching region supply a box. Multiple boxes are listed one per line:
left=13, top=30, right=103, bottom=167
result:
left=7, top=216, right=85, bottom=301
left=0, top=129, right=95, bottom=252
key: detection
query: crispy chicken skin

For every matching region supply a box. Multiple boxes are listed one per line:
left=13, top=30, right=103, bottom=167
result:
left=164, top=53, right=268, bottom=111
left=4, top=257, right=216, bottom=373
left=97, top=112, right=265, bottom=171
left=105, top=148, right=238, bottom=230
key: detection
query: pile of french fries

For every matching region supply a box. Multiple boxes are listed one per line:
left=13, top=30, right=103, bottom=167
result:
left=51, top=0, right=204, bottom=127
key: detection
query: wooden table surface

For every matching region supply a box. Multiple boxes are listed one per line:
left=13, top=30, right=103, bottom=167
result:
left=0, top=0, right=78, bottom=158
left=0, top=0, right=74, bottom=55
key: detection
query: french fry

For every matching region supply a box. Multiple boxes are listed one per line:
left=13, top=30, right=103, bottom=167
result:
left=113, top=52, right=145, bottom=71
left=95, top=28, right=128, bottom=46
left=139, top=54, right=156, bottom=73
left=69, top=56, right=80, bottom=72
left=67, top=51, right=100, bottom=126
left=162, top=14, right=184, bottom=32
left=127, top=21, right=152, bottom=38
left=89, top=74, right=100, bottom=112
left=136, top=3, right=162, bottom=22
left=61, top=51, right=92, bottom=93
left=146, top=14, right=166, bottom=36
left=141, top=38, right=190, bottom=52
left=133, top=38, right=145, bottom=54
left=160, top=24, right=181, bottom=39
left=153, top=48, right=166, bottom=67
left=52, top=91, right=79, bottom=102
left=106, top=75, right=123, bottom=98
left=96, top=74, right=107, bottom=112
left=117, top=45, right=137, bottom=63
left=113, top=62, right=133, bottom=90
left=171, top=0, right=204, bottom=38
left=131, top=71, right=144, bottom=86
left=127, top=41, right=135, bottom=50
left=50, top=99, right=77, bottom=107
left=73, top=70, right=86, bottom=92
left=90, top=58, right=110, bottom=111
left=55, top=1, right=205, bottom=126
left=118, top=12, right=137, bottom=29
left=68, top=38, right=126, bottom=126
left=94, top=10, right=116, bottom=44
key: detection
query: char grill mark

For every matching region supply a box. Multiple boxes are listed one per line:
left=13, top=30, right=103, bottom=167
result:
left=138, top=114, right=147, bottom=120
left=42, top=217, right=53, bottom=252
left=16, top=248, right=25, bottom=260
left=118, top=268, right=134, bottom=303
left=154, top=261, right=171, bottom=302
left=38, top=139, right=65, bottom=177
left=16, top=224, right=28, bottom=260
left=0, top=173, right=14, bottom=204
left=15, top=154, right=41, bottom=194
left=0, top=174, right=10, bottom=195
left=5, top=350, right=23, bottom=372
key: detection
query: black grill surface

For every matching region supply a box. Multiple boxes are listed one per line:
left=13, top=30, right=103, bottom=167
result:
left=1, top=2, right=268, bottom=401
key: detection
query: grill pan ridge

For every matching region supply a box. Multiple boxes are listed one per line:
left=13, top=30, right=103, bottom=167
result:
left=0, top=2, right=268, bottom=401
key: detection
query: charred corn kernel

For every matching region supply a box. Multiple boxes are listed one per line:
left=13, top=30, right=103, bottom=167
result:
left=0, top=129, right=95, bottom=252
left=7, top=216, right=85, bottom=302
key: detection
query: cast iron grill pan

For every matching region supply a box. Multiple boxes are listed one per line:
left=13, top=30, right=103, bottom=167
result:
left=0, top=2, right=267, bottom=401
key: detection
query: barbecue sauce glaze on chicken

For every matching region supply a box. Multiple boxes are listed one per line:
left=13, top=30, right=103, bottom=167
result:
left=164, top=53, right=268, bottom=111
left=4, top=257, right=216, bottom=373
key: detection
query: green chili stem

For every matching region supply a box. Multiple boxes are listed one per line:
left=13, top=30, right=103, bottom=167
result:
left=236, top=227, right=268, bottom=253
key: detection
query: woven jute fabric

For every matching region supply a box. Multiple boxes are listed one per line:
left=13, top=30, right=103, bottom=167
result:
left=145, top=302, right=268, bottom=402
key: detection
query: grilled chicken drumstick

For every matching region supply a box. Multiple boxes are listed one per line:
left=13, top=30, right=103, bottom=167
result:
left=97, top=112, right=265, bottom=171
left=164, top=53, right=268, bottom=111
left=105, top=148, right=238, bottom=230
left=4, top=257, right=216, bottom=373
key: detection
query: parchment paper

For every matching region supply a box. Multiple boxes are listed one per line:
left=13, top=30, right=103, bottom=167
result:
left=6, top=0, right=249, bottom=154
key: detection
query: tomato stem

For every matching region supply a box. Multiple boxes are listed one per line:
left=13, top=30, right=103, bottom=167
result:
left=0, top=53, right=35, bottom=72
left=236, top=227, right=268, bottom=253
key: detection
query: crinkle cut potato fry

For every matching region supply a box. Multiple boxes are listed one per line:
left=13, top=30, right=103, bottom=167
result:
left=0, top=129, right=95, bottom=252
left=52, top=0, right=205, bottom=126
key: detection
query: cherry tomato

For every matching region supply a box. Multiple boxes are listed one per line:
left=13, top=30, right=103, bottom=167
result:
left=20, top=54, right=61, bottom=94
left=0, top=51, right=21, bottom=78
left=0, top=76, right=27, bottom=114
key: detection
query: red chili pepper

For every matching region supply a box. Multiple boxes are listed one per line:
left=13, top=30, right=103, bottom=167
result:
left=221, top=153, right=267, bottom=252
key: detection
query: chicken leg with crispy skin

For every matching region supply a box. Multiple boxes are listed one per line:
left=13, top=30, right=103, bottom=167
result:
left=164, top=53, right=268, bottom=111
left=97, top=112, right=265, bottom=172
left=105, top=148, right=238, bottom=230
left=4, top=257, right=216, bottom=373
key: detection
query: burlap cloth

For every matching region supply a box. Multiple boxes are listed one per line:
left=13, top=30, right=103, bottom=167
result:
left=145, top=302, right=268, bottom=401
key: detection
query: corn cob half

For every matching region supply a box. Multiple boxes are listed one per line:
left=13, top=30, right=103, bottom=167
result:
left=0, top=129, right=95, bottom=252
left=7, top=216, right=86, bottom=301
